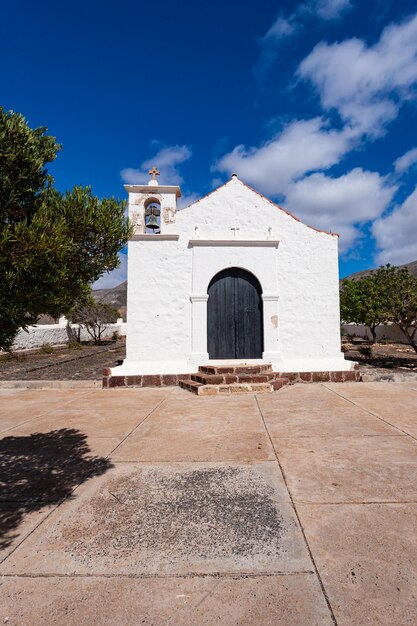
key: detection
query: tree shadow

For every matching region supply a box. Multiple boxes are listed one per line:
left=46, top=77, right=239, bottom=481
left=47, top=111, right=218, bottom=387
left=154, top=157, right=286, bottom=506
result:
left=0, top=428, right=113, bottom=550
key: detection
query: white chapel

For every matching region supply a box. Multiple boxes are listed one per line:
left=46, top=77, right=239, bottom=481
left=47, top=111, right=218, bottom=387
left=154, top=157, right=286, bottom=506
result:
left=106, top=169, right=354, bottom=384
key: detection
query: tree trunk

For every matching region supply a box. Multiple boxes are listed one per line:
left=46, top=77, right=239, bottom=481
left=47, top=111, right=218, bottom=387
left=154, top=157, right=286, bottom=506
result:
left=408, top=327, right=417, bottom=354
left=396, top=324, right=417, bottom=354
left=369, top=326, right=377, bottom=343
left=66, top=321, right=78, bottom=343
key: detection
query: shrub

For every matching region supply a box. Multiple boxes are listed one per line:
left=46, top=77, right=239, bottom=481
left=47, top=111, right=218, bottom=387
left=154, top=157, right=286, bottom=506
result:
left=69, top=302, right=119, bottom=344
left=358, top=345, right=372, bottom=358
left=67, top=340, right=83, bottom=350
left=39, top=343, right=54, bottom=354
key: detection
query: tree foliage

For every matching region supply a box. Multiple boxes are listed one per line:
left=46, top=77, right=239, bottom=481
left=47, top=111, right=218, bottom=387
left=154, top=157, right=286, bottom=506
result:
left=69, top=301, right=119, bottom=344
left=341, top=265, right=417, bottom=352
left=0, top=108, right=132, bottom=351
left=374, top=265, right=417, bottom=352
left=340, top=274, right=388, bottom=342
left=0, top=109, right=58, bottom=224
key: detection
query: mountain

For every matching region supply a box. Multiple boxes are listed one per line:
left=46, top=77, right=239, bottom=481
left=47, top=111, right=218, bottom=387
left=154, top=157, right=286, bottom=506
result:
left=342, top=260, right=417, bottom=282
left=93, top=280, right=127, bottom=319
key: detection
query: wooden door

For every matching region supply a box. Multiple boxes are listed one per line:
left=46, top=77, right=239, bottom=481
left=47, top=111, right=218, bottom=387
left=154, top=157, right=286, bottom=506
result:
left=207, top=268, right=263, bottom=359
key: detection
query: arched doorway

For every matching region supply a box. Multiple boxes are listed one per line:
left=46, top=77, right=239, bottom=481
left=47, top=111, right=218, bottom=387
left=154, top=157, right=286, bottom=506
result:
left=207, top=268, right=263, bottom=359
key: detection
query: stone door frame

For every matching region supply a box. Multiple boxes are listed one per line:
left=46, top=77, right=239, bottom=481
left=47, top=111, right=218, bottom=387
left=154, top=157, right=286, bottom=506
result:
left=189, top=240, right=281, bottom=365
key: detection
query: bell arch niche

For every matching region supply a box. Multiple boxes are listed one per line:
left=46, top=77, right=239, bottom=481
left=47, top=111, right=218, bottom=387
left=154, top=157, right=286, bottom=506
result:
left=144, top=197, right=161, bottom=233
left=207, top=268, right=263, bottom=359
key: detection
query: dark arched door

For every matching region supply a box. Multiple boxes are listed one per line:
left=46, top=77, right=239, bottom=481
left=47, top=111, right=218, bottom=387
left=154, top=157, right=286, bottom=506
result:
left=207, top=268, right=263, bottom=359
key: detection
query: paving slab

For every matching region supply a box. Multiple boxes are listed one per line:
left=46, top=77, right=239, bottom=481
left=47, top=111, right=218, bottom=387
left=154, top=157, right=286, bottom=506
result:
left=0, top=428, right=113, bottom=503
left=258, top=384, right=397, bottom=438
left=0, top=389, right=92, bottom=432
left=0, top=504, right=54, bottom=562
left=2, top=388, right=170, bottom=438
left=325, top=382, right=417, bottom=438
left=112, top=417, right=274, bottom=462
left=112, top=394, right=274, bottom=462
left=152, top=394, right=261, bottom=420
left=274, top=434, right=417, bottom=503
left=1, top=462, right=312, bottom=576
left=143, top=395, right=265, bottom=430
left=0, top=573, right=333, bottom=626
left=70, top=386, right=172, bottom=407
left=4, top=410, right=146, bottom=438
left=1, top=383, right=417, bottom=625
left=297, top=503, right=417, bottom=626
left=326, top=381, right=416, bottom=399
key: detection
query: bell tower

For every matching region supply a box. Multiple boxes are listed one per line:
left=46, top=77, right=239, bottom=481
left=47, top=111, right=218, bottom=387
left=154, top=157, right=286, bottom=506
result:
left=125, top=167, right=181, bottom=236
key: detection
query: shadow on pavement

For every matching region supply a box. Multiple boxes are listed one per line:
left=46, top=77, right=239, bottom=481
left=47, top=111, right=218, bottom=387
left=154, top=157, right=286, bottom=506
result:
left=0, top=428, right=113, bottom=550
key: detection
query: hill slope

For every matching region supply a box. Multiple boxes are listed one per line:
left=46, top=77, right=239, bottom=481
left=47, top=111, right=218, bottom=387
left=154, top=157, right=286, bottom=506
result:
left=93, top=280, right=127, bottom=319
left=343, top=260, right=417, bottom=281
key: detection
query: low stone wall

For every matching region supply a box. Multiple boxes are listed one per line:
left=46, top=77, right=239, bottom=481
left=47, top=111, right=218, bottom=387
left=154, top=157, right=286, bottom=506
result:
left=11, top=319, right=127, bottom=351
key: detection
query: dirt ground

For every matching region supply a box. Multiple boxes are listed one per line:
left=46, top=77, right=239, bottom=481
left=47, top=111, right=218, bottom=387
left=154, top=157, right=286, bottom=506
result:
left=343, top=340, right=417, bottom=381
left=1, top=338, right=416, bottom=382
left=0, top=339, right=126, bottom=380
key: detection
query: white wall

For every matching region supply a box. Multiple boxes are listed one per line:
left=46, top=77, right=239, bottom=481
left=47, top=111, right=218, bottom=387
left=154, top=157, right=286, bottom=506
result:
left=10, top=321, right=127, bottom=352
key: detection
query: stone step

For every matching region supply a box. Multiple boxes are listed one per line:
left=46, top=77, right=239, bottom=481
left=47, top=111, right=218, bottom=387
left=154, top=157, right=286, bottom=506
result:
left=178, top=380, right=202, bottom=394
left=198, top=364, right=273, bottom=375
left=191, top=372, right=277, bottom=385
left=179, top=377, right=289, bottom=396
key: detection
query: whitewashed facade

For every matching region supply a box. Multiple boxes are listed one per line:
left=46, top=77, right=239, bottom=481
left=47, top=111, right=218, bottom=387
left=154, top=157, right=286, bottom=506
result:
left=110, top=174, right=351, bottom=376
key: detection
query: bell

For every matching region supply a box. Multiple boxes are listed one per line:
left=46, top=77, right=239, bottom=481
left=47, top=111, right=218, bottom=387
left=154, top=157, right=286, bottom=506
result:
left=146, top=215, right=160, bottom=230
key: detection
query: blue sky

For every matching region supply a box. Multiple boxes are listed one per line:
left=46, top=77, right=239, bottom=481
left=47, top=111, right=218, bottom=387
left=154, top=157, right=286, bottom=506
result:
left=2, top=0, right=417, bottom=287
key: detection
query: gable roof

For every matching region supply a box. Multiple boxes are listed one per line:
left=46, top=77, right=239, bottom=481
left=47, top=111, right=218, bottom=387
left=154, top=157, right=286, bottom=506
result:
left=180, top=175, right=339, bottom=238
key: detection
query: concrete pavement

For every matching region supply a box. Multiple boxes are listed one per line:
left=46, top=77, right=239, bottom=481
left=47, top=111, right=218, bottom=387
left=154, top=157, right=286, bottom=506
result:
left=1, top=382, right=417, bottom=625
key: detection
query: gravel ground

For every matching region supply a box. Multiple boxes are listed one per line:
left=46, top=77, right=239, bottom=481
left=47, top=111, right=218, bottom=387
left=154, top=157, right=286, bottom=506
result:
left=0, top=340, right=126, bottom=380
left=344, top=341, right=417, bottom=381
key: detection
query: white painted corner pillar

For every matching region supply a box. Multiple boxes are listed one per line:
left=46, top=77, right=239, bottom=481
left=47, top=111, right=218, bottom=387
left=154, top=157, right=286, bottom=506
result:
left=262, top=293, right=282, bottom=364
left=189, top=294, right=209, bottom=364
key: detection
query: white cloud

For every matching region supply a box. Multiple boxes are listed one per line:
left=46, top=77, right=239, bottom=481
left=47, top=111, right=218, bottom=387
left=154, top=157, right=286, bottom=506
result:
left=257, top=1, right=352, bottom=75
left=121, top=144, right=191, bottom=185
left=219, top=12, right=417, bottom=259
left=285, top=169, right=397, bottom=253
left=215, top=117, right=354, bottom=196
left=394, top=147, right=417, bottom=173
left=93, top=251, right=127, bottom=290
left=262, top=0, right=351, bottom=43
left=264, top=17, right=296, bottom=40
left=316, top=0, right=352, bottom=19
left=373, top=187, right=417, bottom=265
left=298, top=13, right=417, bottom=135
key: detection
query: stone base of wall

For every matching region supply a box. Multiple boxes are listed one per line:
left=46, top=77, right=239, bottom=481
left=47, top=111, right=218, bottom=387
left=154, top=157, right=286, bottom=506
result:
left=102, top=365, right=361, bottom=388
left=280, top=367, right=360, bottom=384
left=102, top=368, right=191, bottom=388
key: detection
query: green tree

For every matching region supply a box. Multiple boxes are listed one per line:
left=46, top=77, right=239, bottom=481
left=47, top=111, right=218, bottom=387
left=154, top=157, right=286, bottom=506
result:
left=0, top=108, right=132, bottom=351
left=340, top=274, right=387, bottom=343
left=69, top=301, right=119, bottom=344
left=374, top=265, right=417, bottom=353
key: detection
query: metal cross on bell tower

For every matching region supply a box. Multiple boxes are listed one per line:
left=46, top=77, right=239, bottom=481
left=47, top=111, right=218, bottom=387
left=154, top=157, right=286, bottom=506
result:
left=148, top=166, right=160, bottom=182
